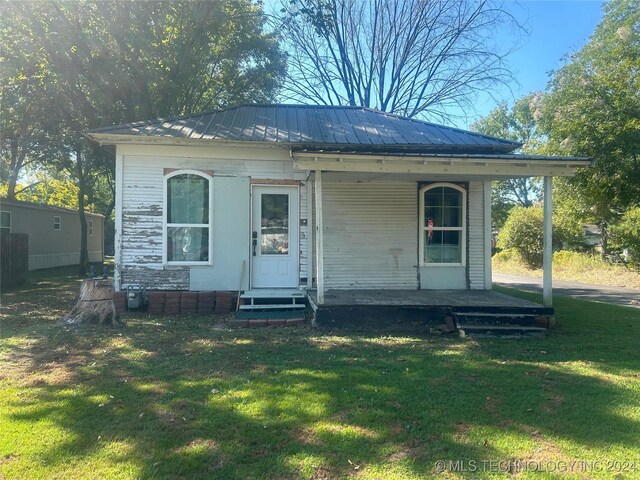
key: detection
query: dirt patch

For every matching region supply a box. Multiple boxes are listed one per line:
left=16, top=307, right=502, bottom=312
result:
left=173, top=438, right=219, bottom=454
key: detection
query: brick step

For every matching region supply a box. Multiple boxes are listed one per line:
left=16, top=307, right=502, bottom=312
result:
left=457, top=325, right=547, bottom=338
left=230, top=317, right=305, bottom=328
left=236, top=310, right=304, bottom=320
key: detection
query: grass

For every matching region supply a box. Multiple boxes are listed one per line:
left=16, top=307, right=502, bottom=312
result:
left=1, top=271, right=640, bottom=479
left=493, top=249, right=640, bottom=290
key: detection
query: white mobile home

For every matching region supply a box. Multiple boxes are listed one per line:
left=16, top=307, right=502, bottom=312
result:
left=0, top=199, right=104, bottom=270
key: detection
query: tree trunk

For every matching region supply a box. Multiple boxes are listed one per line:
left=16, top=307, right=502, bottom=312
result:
left=76, top=146, right=89, bottom=275
left=6, top=173, right=17, bottom=200
left=62, top=279, right=123, bottom=326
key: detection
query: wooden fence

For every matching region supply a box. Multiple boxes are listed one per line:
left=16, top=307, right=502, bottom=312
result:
left=1, top=232, right=28, bottom=288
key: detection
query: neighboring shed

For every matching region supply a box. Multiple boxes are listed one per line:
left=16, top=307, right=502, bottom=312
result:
left=0, top=198, right=104, bottom=270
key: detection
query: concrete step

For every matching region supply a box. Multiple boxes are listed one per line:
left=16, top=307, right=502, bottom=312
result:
left=453, top=311, right=538, bottom=327
left=239, top=303, right=306, bottom=310
left=241, top=289, right=306, bottom=299
left=457, top=325, right=547, bottom=338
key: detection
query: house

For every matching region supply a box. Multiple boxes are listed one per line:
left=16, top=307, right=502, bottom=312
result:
left=87, top=105, right=591, bottom=330
left=0, top=198, right=104, bottom=270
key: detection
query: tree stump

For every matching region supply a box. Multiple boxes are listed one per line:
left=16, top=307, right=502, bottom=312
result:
left=63, top=279, right=123, bottom=326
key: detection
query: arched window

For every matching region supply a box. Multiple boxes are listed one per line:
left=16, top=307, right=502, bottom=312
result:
left=164, top=171, right=212, bottom=264
left=419, top=183, right=466, bottom=265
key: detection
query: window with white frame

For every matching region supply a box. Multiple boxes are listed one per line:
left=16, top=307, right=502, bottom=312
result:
left=89, top=219, right=94, bottom=236
left=0, top=211, right=11, bottom=233
left=420, top=183, right=466, bottom=265
left=53, top=216, right=61, bottom=230
left=165, top=171, right=212, bottom=264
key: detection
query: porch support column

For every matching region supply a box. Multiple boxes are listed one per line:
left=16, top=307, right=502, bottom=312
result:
left=307, top=179, right=314, bottom=289
left=315, top=170, right=325, bottom=304
left=543, top=176, right=553, bottom=307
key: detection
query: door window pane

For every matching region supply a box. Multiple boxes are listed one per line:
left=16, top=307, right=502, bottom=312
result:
left=261, top=193, right=289, bottom=255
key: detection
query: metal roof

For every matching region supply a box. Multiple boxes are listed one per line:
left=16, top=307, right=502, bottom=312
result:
left=88, top=104, right=522, bottom=154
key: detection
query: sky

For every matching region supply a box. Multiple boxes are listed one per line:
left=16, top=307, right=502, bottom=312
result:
left=463, top=0, right=606, bottom=128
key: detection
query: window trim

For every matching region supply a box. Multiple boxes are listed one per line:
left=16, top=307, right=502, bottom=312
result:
left=0, top=211, right=11, bottom=233
left=53, top=215, right=62, bottom=231
left=419, top=182, right=466, bottom=267
left=162, top=169, right=214, bottom=266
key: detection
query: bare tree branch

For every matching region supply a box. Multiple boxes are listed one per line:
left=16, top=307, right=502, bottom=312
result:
left=276, top=0, right=523, bottom=121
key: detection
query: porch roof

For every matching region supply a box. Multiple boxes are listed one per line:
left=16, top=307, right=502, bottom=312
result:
left=293, top=151, right=592, bottom=177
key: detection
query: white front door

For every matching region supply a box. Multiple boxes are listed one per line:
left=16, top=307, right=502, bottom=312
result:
left=251, top=185, right=299, bottom=288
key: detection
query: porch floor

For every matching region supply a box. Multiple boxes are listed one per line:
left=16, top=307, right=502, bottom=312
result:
left=308, top=289, right=545, bottom=309
left=307, top=289, right=553, bottom=330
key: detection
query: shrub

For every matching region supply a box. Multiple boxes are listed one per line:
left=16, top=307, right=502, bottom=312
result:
left=497, top=206, right=574, bottom=268
left=611, top=208, right=640, bottom=266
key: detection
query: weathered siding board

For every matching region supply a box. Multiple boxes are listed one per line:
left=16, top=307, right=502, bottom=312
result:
left=121, top=265, right=189, bottom=290
left=121, top=161, right=164, bottom=267
left=118, top=147, right=309, bottom=290
left=322, top=180, right=418, bottom=289
left=467, top=181, right=486, bottom=290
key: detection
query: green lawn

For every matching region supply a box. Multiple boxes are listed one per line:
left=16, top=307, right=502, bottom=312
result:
left=1, top=270, right=639, bottom=479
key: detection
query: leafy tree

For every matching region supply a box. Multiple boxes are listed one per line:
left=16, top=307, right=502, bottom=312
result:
left=497, top=206, right=577, bottom=268
left=538, top=0, right=640, bottom=257
left=470, top=93, right=543, bottom=228
left=276, top=0, right=522, bottom=121
left=2, top=0, right=285, bottom=273
left=610, top=208, right=640, bottom=266
left=6, top=174, right=83, bottom=211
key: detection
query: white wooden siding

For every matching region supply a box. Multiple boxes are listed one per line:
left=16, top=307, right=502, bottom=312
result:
left=116, top=145, right=491, bottom=292
left=322, top=180, right=418, bottom=289
left=467, top=180, right=486, bottom=289
left=118, top=145, right=308, bottom=290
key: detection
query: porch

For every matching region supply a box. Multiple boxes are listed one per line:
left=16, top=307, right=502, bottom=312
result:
left=307, top=289, right=554, bottom=335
